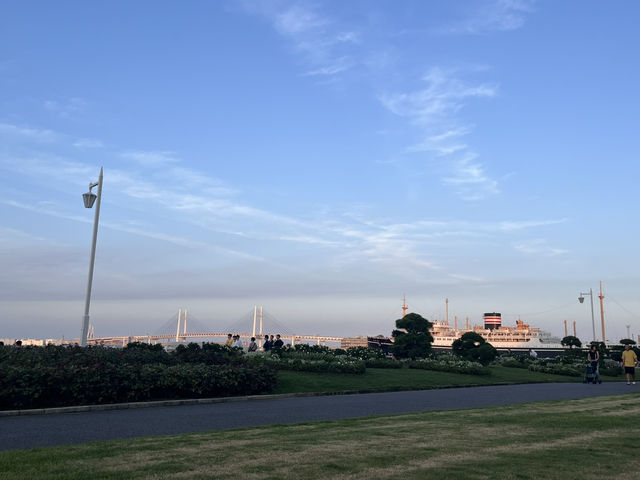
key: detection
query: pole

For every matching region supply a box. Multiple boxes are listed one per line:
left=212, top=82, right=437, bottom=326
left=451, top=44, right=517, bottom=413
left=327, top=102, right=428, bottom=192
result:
left=564, top=320, right=568, bottom=338
left=252, top=306, right=257, bottom=338
left=446, top=298, right=449, bottom=324
left=81, top=167, right=103, bottom=347
left=589, top=289, right=596, bottom=342
left=573, top=321, right=576, bottom=337
left=259, top=306, right=263, bottom=347
left=176, top=309, right=181, bottom=342
left=184, top=309, right=188, bottom=335
left=598, top=281, right=605, bottom=344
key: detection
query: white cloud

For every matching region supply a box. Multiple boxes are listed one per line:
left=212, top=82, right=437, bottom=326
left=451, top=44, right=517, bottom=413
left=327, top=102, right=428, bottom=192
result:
left=0, top=123, right=60, bottom=142
left=439, top=0, right=535, bottom=35
left=73, top=139, right=105, bottom=149
left=499, top=219, right=567, bottom=231
left=380, top=68, right=500, bottom=200
left=44, top=97, right=87, bottom=119
left=120, top=150, right=179, bottom=166
left=243, top=1, right=358, bottom=78
left=513, top=239, right=568, bottom=257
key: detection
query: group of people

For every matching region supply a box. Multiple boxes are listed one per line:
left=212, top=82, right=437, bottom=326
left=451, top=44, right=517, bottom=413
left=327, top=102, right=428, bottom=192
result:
left=224, top=333, right=284, bottom=352
left=586, top=344, right=638, bottom=385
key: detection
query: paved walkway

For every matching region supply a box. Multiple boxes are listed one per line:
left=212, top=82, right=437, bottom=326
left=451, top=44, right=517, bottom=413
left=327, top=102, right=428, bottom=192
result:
left=1, top=382, right=637, bottom=451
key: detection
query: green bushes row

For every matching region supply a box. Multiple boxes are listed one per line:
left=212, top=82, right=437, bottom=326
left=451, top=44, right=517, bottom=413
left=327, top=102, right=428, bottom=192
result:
left=251, top=354, right=366, bottom=374
left=0, top=342, right=245, bottom=369
left=0, top=362, right=276, bottom=409
left=408, top=357, right=490, bottom=375
left=364, top=358, right=403, bottom=369
left=528, top=363, right=581, bottom=377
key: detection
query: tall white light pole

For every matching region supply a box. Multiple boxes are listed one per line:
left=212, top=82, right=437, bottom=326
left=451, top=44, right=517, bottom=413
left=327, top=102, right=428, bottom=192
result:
left=578, top=288, right=596, bottom=343
left=81, top=167, right=103, bottom=347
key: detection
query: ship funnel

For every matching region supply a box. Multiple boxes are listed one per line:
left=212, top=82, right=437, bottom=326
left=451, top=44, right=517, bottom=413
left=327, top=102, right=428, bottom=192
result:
left=483, top=312, right=501, bottom=330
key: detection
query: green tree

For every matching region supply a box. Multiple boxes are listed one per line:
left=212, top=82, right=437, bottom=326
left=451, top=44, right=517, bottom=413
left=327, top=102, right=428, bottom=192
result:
left=561, top=336, right=582, bottom=349
left=391, top=313, right=434, bottom=359
left=452, top=332, right=498, bottom=365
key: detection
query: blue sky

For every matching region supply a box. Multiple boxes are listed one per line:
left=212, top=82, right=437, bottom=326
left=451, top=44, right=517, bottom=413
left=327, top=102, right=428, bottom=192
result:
left=1, top=0, right=640, bottom=342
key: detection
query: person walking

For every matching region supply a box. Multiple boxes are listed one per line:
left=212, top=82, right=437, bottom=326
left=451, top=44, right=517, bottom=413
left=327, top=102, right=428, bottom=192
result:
left=224, top=334, right=233, bottom=347
left=248, top=337, right=258, bottom=352
left=587, top=345, right=600, bottom=383
left=273, top=334, right=284, bottom=348
left=621, top=344, right=638, bottom=385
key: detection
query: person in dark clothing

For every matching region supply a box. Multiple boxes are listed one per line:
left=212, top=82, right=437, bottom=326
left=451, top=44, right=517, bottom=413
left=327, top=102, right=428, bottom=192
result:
left=273, top=334, right=284, bottom=348
left=262, top=334, right=272, bottom=351
left=587, top=344, right=601, bottom=383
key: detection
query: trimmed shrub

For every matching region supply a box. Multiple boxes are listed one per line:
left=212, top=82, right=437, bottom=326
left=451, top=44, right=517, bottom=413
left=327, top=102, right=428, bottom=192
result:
left=408, top=357, right=490, bottom=375
left=0, top=362, right=276, bottom=409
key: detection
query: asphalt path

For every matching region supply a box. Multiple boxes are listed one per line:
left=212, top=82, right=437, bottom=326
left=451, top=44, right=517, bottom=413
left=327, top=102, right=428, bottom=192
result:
left=1, top=382, right=637, bottom=451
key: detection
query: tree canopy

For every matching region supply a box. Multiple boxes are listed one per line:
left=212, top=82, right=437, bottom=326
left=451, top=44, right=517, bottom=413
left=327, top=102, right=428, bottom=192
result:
left=620, top=338, right=637, bottom=345
left=561, top=336, right=582, bottom=349
left=452, top=331, right=497, bottom=365
left=391, top=312, right=434, bottom=359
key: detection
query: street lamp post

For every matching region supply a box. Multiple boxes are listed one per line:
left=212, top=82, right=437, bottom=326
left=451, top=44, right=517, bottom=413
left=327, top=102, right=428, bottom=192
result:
left=81, top=167, right=103, bottom=347
left=578, top=288, right=596, bottom=343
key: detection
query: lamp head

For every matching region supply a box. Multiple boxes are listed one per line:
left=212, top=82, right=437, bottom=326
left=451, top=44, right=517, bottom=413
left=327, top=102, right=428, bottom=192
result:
left=83, top=192, right=97, bottom=208
left=578, top=296, right=584, bottom=304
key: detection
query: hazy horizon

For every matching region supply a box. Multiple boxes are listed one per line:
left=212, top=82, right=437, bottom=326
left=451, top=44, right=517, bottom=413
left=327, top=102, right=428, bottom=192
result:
left=2, top=1, right=640, bottom=343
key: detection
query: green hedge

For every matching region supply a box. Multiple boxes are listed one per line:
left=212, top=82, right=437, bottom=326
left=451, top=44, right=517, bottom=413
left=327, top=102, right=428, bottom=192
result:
left=0, top=362, right=276, bottom=409
left=0, top=343, right=276, bottom=410
left=408, top=358, right=490, bottom=375
left=528, top=364, right=581, bottom=377
left=364, top=358, right=403, bottom=369
left=251, top=354, right=366, bottom=374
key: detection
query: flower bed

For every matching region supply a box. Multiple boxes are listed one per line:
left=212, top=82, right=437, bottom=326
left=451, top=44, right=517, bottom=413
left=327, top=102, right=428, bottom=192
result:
left=407, top=357, right=490, bottom=375
left=250, top=353, right=366, bottom=374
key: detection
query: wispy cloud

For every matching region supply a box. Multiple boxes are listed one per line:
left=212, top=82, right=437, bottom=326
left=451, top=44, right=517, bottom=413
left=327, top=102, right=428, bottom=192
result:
left=499, top=219, right=567, bottom=231
left=438, top=0, right=535, bottom=35
left=0, top=122, right=60, bottom=142
left=120, top=150, right=179, bottom=167
left=73, top=138, right=105, bottom=149
left=380, top=67, right=500, bottom=200
left=44, top=97, right=87, bottom=119
left=242, top=1, right=359, bottom=78
left=513, top=239, right=568, bottom=257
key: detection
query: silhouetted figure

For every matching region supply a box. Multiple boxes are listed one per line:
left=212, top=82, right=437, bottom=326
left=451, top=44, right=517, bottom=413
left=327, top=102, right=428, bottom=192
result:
left=273, top=334, right=284, bottom=348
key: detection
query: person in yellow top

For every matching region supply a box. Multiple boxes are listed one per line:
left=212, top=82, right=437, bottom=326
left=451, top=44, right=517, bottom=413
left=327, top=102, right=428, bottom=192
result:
left=225, top=333, right=233, bottom=347
left=621, top=344, right=638, bottom=385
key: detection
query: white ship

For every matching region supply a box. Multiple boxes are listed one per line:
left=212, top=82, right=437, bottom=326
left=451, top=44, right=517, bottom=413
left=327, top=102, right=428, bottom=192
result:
left=430, top=312, right=563, bottom=349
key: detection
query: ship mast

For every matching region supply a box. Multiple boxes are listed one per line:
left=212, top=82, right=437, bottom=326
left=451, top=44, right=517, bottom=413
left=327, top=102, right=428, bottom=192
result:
left=598, top=281, right=606, bottom=343
left=445, top=298, right=449, bottom=325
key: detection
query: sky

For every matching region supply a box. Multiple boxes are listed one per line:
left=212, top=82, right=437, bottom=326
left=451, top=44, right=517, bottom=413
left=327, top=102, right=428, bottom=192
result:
left=1, top=0, right=640, bottom=343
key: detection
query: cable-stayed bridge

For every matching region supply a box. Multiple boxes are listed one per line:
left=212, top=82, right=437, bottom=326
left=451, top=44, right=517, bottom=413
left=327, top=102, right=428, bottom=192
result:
left=87, top=307, right=344, bottom=347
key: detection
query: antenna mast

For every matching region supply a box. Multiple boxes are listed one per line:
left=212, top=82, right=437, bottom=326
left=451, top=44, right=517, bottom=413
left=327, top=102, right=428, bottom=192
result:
left=598, top=281, right=606, bottom=344
left=446, top=298, right=449, bottom=324
left=402, top=294, right=408, bottom=318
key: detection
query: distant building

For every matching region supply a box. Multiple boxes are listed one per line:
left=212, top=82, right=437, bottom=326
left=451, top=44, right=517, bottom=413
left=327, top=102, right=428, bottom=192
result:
left=341, top=336, right=368, bottom=349
left=341, top=335, right=393, bottom=353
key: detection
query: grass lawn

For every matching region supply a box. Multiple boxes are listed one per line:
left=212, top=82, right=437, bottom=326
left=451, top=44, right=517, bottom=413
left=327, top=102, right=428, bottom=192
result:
left=273, top=366, right=621, bottom=395
left=1, top=393, right=639, bottom=479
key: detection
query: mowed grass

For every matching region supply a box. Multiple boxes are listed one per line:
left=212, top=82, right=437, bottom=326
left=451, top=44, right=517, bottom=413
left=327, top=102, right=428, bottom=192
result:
left=1, top=393, right=639, bottom=480
left=273, top=366, right=616, bottom=395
